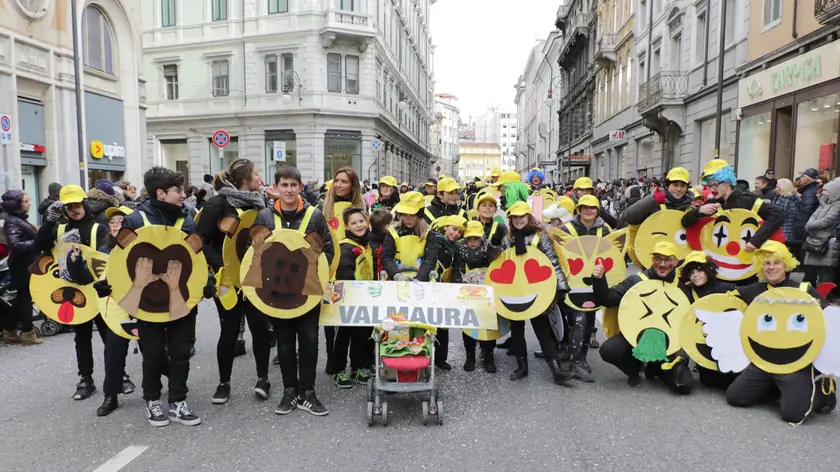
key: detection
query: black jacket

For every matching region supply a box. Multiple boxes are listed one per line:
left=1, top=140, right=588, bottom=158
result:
left=754, top=187, right=775, bottom=201
left=369, top=230, right=388, bottom=280
left=621, top=191, right=693, bottom=226
left=336, top=231, right=370, bottom=281
left=253, top=198, right=335, bottom=267
left=682, top=279, right=736, bottom=304
left=681, top=187, right=785, bottom=247
left=380, top=226, right=436, bottom=280
left=35, top=201, right=108, bottom=253
left=3, top=212, right=39, bottom=276
left=455, top=238, right=501, bottom=272
left=423, top=196, right=466, bottom=224
left=195, top=195, right=262, bottom=271
left=300, top=186, right=320, bottom=207
left=799, top=181, right=820, bottom=223
left=123, top=199, right=197, bottom=234
left=416, top=232, right=460, bottom=283
left=38, top=183, right=62, bottom=221
left=593, top=267, right=677, bottom=308
left=370, top=191, right=401, bottom=213
left=480, top=218, right=508, bottom=245
left=736, top=278, right=826, bottom=308
left=562, top=215, right=612, bottom=237
left=86, top=188, right=121, bottom=224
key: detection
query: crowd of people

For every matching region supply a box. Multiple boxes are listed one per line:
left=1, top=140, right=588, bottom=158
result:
left=0, top=158, right=836, bottom=428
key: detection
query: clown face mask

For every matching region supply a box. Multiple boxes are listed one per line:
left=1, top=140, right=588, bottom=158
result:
left=558, top=234, right=626, bottom=311
left=633, top=210, right=691, bottom=269
left=681, top=294, right=747, bottom=371
left=485, top=246, right=557, bottom=321
left=618, top=280, right=690, bottom=361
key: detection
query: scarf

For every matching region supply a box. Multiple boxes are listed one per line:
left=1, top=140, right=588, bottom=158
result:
left=217, top=183, right=267, bottom=210
left=511, top=228, right=531, bottom=255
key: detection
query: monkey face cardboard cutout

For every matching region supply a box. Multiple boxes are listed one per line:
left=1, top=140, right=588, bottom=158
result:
left=633, top=210, right=692, bottom=269
left=29, top=246, right=108, bottom=325
left=555, top=233, right=627, bottom=312
left=240, top=225, right=329, bottom=319
left=618, top=280, right=690, bottom=361
left=107, top=226, right=206, bottom=323
left=218, top=209, right=259, bottom=289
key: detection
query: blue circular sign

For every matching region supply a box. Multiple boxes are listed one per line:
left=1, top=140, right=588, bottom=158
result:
left=0, top=116, right=10, bottom=132
left=213, top=130, right=229, bottom=148
left=372, top=139, right=382, bottom=151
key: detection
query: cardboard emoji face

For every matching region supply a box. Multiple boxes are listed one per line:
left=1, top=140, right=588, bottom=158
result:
left=240, top=227, right=329, bottom=319
left=681, top=294, right=747, bottom=371
left=98, top=296, right=138, bottom=340
left=618, top=280, right=690, bottom=357
left=325, top=201, right=352, bottom=278
left=740, top=287, right=825, bottom=374
left=28, top=247, right=105, bottom=325
left=633, top=210, right=692, bottom=269
left=107, top=225, right=207, bottom=323
left=219, top=209, right=259, bottom=288
left=484, top=246, right=557, bottom=321
left=559, top=235, right=626, bottom=311
left=463, top=315, right=510, bottom=341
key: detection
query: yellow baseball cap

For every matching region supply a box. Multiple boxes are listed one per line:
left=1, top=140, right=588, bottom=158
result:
left=683, top=251, right=708, bottom=265
left=59, top=185, right=86, bottom=204
left=490, top=169, right=501, bottom=177
left=438, top=174, right=445, bottom=180
left=666, top=167, right=690, bottom=184
left=702, top=159, right=729, bottom=179
left=492, top=171, right=521, bottom=186
left=424, top=181, right=436, bottom=187
left=379, top=175, right=398, bottom=187
left=475, top=193, right=498, bottom=208
left=401, top=181, right=408, bottom=187
left=652, top=241, right=678, bottom=257
left=506, top=201, right=532, bottom=217
left=575, top=194, right=600, bottom=212
left=437, top=177, right=459, bottom=193
left=393, top=191, right=426, bottom=215
left=438, top=215, right=467, bottom=231
left=574, top=177, right=594, bottom=190
left=104, top=206, right=135, bottom=220
left=464, top=221, right=484, bottom=238
left=474, top=181, right=486, bottom=189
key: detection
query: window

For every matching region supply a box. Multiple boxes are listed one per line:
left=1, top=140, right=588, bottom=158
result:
left=164, top=65, right=179, bottom=100
left=161, top=0, right=176, bottom=27
left=762, top=0, right=781, bottom=27
left=345, top=55, right=359, bottom=94
left=268, top=0, right=288, bottom=14
left=212, top=0, right=227, bottom=21
left=724, top=0, right=737, bottom=45
left=82, top=7, right=114, bottom=74
left=282, top=54, right=295, bottom=93
left=265, top=55, right=278, bottom=93
left=327, top=53, right=342, bottom=92
left=212, top=60, right=229, bottom=97
left=335, top=0, right=356, bottom=11
left=696, top=12, right=706, bottom=64
left=639, top=0, right=646, bottom=30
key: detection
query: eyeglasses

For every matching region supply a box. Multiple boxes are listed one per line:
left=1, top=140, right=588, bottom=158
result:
left=706, top=181, right=720, bottom=189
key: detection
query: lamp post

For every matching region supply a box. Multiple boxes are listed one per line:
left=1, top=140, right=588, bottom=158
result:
left=281, top=70, right=304, bottom=105
left=71, top=0, right=88, bottom=189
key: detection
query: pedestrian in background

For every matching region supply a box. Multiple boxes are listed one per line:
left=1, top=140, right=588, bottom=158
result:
left=802, top=179, right=840, bottom=285
left=771, top=178, right=802, bottom=257
left=38, top=182, right=62, bottom=222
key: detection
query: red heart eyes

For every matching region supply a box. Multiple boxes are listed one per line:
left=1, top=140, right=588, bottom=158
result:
left=525, top=259, right=553, bottom=283
left=596, top=257, right=614, bottom=273
left=489, top=260, right=516, bottom=284
left=327, top=216, right=340, bottom=231
left=567, top=258, right=584, bottom=275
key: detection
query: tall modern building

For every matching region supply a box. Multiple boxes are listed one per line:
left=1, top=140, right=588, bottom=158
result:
left=142, top=0, right=435, bottom=187
left=514, top=40, right=545, bottom=175
left=433, top=92, right=459, bottom=177
left=0, top=0, right=146, bottom=222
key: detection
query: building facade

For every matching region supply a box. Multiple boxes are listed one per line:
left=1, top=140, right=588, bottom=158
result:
left=514, top=40, right=545, bottom=175
left=434, top=92, right=459, bottom=177
left=735, top=0, right=840, bottom=181
left=536, top=30, right=562, bottom=182
left=0, top=0, right=145, bottom=222
left=458, top=142, right=501, bottom=182
left=500, top=111, right=517, bottom=170
left=142, top=0, right=435, bottom=188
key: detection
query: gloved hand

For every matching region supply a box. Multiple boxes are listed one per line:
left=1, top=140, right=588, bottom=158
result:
left=204, top=274, right=216, bottom=299
left=490, top=236, right=503, bottom=247
left=393, top=273, right=411, bottom=282
left=47, top=202, right=65, bottom=223
left=93, top=279, right=112, bottom=298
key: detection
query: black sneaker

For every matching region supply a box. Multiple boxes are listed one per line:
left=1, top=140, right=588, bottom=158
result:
left=73, top=377, right=96, bottom=400
left=168, top=400, right=202, bottom=426
left=122, top=375, right=136, bottom=395
left=254, top=378, right=271, bottom=400
left=274, top=387, right=297, bottom=415
left=145, top=400, right=170, bottom=427
left=96, top=395, right=118, bottom=417
left=296, top=390, right=329, bottom=416
left=212, top=383, right=230, bottom=404
left=189, top=346, right=196, bottom=358
left=234, top=339, right=246, bottom=358
left=435, top=361, right=452, bottom=371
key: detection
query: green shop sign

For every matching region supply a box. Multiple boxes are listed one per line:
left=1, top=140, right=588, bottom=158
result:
left=769, top=55, right=821, bottom=94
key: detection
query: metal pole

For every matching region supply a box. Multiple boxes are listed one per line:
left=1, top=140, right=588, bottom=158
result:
left=71, top=0, right=88, bottom=188
left=2, top=145, right=9, bottom=193
left=713, top=0, right=729, bottom=158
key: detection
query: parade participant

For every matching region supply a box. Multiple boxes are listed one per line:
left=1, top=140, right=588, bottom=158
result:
left=86, top=180, right=121, bottom=224
left=681, top=159, right=784, bottom=252
left=370, top=176, right=401, bottom=212
left=424, top=177, right=467, bottom=227
left=488, top=169, right=501, bottom=185
left=527, top=168, right=546, bottom=193
left=504, top=202, right=574, bottom=385
left=329, top=207, right=374, bottom=387
left=38, top=182, right=62, bottom=221
left=456, top=220, right=503, bottom=373
left=491, top=171, right=528, bottom=210
left=368, top=209, right=393, bottom=280
left=594, top=241, right=695, bottom=393
left=621, top=167, right=693, bottom=226
left=35, top=185, right=109, bottom=400
left=570, top=177, right=618, bottom=228
left=195, top=159, right=272, bottom=406
left=422, top=180, right=437, bottom=205
left=474, top=193, right=507, bottom=243
left=724, top=241, right=836, bottom=422
left=415, top=215, right=466, bottom=370
left=400, top=182, right=409, bottom=194
left=381, top=192, right=434, bottom=283
left=562, top=195, right=612, bottom=237
left=2, top=190, right=43, bottom=345
left=542, top=198, right=574, bottom=229
left=253, top=165, right=334, bottom=416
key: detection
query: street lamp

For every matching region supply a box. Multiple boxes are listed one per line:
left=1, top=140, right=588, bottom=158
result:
left=281, top=70, right=304, bottom=105
left=398, top=100, right=408, bottom=111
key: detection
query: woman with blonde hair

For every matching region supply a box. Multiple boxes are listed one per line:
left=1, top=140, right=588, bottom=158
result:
left=772, top=178, right=803, bottom=256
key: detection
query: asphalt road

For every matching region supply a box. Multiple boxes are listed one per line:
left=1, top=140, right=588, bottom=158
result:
left=1, top=290, right=838, bottom=471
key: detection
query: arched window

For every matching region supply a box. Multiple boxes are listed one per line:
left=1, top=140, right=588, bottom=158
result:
left=82, top=7, right=115, bottom=74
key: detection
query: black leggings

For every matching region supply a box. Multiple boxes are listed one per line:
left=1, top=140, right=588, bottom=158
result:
left=74, top=315, right=108, bottom=378
left=461, top=332, right=495, bottom=352
left=329, top=327, right=370, bottom=372
left=3, top=277, right=34, bottom=332
left=215, top=296, right=270, bottom=383
left=270, top=307, right=320, bottom=392
left=509, top=312, right=559, bottom=360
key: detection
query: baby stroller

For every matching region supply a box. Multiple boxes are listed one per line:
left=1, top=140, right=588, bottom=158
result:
left=366, top=314, right=443, bottom=426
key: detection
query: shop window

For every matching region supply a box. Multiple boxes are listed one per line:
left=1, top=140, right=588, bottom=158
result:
left=82, top=7, right=114, bottom=75
left=699, top=118, right=730, bottom=177
left=327, top=53, right=342, bottom=92
left=736, top=114, right=771, bottom=181
left=268, top=0, right=288, bottom=14
left=324, top=132, right=362, bottom=182
left=209, top=136, right=239, bottom=176
left=795, top=95, right=839, bottom=180
left=212, top=0, right=227, bottom=21
left=162, top=0, right=177, bottom=27
left=345, top=55, right=359, bottom=94
left=164, top=65, right=179, bottom=100
left=212, top=60, right=230, bottom=97
left=161, top=139, right=189, bottom=185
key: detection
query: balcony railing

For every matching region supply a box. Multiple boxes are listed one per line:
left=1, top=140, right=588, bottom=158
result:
left=329, top=10, right=369, bottom=27
left=638, top=71, right=688, bottom=112
left=815, top=0, right=840, bottom=24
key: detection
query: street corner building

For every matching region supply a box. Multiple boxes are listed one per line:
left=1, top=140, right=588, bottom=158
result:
left=144, top=0, right=437, bottom=188
left=0, top=0, right=146, bottom=224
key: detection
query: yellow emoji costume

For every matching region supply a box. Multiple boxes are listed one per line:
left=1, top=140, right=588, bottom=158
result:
left=29, top=245, right=108, bottom=325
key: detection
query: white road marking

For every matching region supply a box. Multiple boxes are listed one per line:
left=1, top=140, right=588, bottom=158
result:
left=93, top=445, right=149, bottom=472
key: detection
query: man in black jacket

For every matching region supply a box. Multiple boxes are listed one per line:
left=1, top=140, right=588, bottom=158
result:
left=796, top=168, right=820, bottom=253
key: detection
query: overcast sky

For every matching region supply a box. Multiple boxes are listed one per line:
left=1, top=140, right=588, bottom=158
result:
left=430, top=0, right=561, bottom=120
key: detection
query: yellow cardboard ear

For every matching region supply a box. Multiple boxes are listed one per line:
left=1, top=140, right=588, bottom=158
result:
left=606, top=228, right=628, bottom=255
left=218, top=216, right=240, bottom=237
left=29, top=255, right=54, bottom=275
left=116, top=228, right=138, bottom=249
left=549, top=227, right=574, bottom=247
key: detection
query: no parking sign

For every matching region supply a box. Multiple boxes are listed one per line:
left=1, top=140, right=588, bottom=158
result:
left=0, top=114, right=12, bottom=145
left=212, top=130, right=230, bottom=148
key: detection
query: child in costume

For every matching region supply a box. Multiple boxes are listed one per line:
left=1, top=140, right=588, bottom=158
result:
left=424, top=177, right=467, bottom=228
left=380, top=191, right=435, bottom=282
left=368, top=209, right=393, bottom=280
left=526, top=168, right=546, bottom=193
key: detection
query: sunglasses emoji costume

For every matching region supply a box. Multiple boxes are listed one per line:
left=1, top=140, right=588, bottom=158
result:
left=552, top=229, right=628, bottom=312
left=107, top=222, right=207, bottom=323
left=29, top=245, right=108, bottom=325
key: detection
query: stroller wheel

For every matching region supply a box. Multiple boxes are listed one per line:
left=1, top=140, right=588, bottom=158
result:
left=40, top=320, right=60, bottom=337
left=366, top=401, right=375, bottom=427
left=366, top=378, right=374, bottom=402
left=436, top=400, right=443, bottom=426
left=421, top=401, right=429, bottom=426
left=381, top=402, right=389, bottom=426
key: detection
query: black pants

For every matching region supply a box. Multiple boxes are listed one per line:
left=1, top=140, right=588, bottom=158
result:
left=75, top=316, right=108, bottom=378
left=3, top=278, right=34, bottom=332
left=726, top=363, right=816, bottom=423
left=461, top=332, right=495, bottom=353
left=435, top=329, right=449, bottom=364
left=324, top=326, right=336, bottom=362
left=566, top=310, right=596, bottom=361
left=600, top=335, right=694, bottom=395
left=329, top=327, right=370, bottom=373
left=138, top=309, right=196, bottom=403
left=269, top=307, right=319, bottom=392
left=103, top=330, right=131, bottom=396
left=697, top=366, right=737, bottom=389
left=509, top=312, right=559, bottom=360
left=215, top=296, right=270, bottom=383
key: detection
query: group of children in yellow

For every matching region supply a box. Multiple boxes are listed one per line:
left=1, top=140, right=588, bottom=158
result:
left=28, top=157, right=837, bottom=427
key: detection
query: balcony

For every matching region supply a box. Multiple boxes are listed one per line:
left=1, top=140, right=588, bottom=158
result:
left=816, top=0, right=840, bottom=24
left=320, top=9, right=377, bottom=52
left=638, top=71, right=688, bottom=134
left=558, top=15, right=590, bottom=63
left=594, top=33, right=616, bottom=66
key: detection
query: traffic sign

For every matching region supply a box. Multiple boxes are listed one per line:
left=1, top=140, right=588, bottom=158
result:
left=213, top=130, right=230, bottom=148
left=372, top=139, right=382, bottom=151
left=0, top=114, right=12, bottom=145
left=273, top=141, right=286, bottom=162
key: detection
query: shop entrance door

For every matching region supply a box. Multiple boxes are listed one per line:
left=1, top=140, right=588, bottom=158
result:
left=20, top=165, right=40, bottom=224
left=773, top=106, right=793, bottom=177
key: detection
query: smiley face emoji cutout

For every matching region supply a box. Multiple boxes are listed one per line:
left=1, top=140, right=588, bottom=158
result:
left=680, top=294, right=747, bottom=371
left=559, top=235, right=626, bottom=311
left=484, top=245, right=557, bottom=321
left=633, top=210, right=692, bottom=269
left=325, top=201, right=352, bottom=278
left=99, top=296, right=139, bottom=340
left=618, top=279, right=690, bottom=359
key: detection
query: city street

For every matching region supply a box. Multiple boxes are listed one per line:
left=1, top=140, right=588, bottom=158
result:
left=0, top=297, right=837, bottom=472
